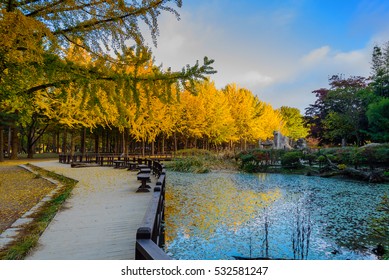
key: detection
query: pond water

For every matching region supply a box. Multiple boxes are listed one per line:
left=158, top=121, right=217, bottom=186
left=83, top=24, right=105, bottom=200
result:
left=164, top=171, right=388, bottom=260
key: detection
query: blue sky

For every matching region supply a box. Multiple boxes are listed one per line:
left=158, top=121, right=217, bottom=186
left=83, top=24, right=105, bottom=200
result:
left=145, top=0, right=389, bottom=112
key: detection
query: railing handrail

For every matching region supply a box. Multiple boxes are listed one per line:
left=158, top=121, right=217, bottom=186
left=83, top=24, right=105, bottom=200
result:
left=135, top=175, right=171, bottom=260
left=59, top=152, right=174, bottom=157
left=59, top=153, right=173, bottom=165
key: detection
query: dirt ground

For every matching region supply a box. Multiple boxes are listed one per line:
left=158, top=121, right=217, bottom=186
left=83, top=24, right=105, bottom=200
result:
left=0, top=161, right=56, bottom=233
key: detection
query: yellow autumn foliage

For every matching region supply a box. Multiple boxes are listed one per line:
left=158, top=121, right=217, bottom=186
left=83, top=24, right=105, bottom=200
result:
left=165, top=177, right=282, bottom=242
left=0, top=10, right=54, bottom=66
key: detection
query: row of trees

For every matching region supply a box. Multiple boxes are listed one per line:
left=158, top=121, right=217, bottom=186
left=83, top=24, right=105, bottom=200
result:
left=0, top=0, right=216, bottom=160
left=0, top=1, right=308, bottom=160
left=1, top=60, right=307, bottom=158
left=305, top=41, right=389, bottom=146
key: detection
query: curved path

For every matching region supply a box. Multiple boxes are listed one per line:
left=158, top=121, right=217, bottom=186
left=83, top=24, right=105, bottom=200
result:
left=26, top=160, right=153, bottom=260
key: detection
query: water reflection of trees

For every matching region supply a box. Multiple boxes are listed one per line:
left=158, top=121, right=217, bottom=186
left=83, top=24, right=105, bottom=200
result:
left=164, top=176, right=281, bottom=254
left=165, top=172, right=385, bottom=260
left=165, top=174, right=315, bottom=259
left=291, top=196, right=312, bottom=260
left=239, top=192, right=313, bottom=260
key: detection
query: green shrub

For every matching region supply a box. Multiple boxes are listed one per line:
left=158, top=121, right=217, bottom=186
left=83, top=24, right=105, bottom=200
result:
left=242, top=162, right=257, bottom=173
left=175, top=148, right=212, bottom=157
left=317, top=155, right=326, bottom=163
left=302, top=153, right=317, bottom=165
left=238, top=152, right=255, bottom=166
left=320, top=147, right=355, bottom=164
left=236, top=149, right=290, bottom=172
left=281, top=151, right=303, bottom=169
left=318, top=145, right=389, bottom=168
left=337, top=163, right=347, bottom=170
left=167, top=156, right=210, bottom=173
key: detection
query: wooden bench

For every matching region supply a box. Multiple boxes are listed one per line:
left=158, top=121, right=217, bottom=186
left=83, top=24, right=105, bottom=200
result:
left=126, top=162, right=138, bottom=171
left=137, top=168, right=151, bottom=175
left=113, top=160, right=125, bottom=169
left=136, top=173, right=151, bottom=192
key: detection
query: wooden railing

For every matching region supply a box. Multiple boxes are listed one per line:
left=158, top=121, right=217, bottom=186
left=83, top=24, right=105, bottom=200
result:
left=135, top=172, right=171, bottom=260
left=59, top=154, right=171, bottom=260
left=59, top=153, right=173, bottom=165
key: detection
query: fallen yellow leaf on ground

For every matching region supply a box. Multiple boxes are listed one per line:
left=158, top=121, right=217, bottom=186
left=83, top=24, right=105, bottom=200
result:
left=0, top=164, right=56, bottom=233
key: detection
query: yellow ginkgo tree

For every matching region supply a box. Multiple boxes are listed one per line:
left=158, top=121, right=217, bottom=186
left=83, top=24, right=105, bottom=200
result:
left=224, top=84, right=264, bottom=150
left=195, top=79, right=236, bottom=148
left=0, top=1, right=216, bottom=159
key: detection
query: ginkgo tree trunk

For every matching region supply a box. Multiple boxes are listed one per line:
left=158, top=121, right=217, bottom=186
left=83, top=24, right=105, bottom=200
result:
left=0, top=125, right=3, bottom=162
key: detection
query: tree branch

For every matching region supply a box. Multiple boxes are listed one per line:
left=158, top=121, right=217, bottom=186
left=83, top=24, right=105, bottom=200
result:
left=25, top=0, right=66, bottom=17
left=15, top=0, right=41, bottom=7
left=25, top=0, right=107, bottom=18
left=52, top=0, right=164, bottom=35
left=61, top=33, right=122, bottom=65
left=21, top=79, right=75, bottom=95
left=31, top=123, right=49, bottom=147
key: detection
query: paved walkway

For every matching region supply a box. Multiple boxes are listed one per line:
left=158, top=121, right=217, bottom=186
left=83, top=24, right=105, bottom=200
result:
left=25, top=161, right=153, bottom=260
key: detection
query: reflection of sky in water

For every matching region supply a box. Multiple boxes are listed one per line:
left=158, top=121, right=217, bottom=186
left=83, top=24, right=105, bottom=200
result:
left=165, top=171, right=388, bottom=260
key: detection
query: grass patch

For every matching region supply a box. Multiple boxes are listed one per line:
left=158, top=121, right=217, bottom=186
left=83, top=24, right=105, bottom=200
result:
left=167, top=156, right=211, bottom=173
left=166, top=149, right=238, bottom=173
left=0, top=164, right=77, bottom=260
left=17, top=153, right=59, bottom=159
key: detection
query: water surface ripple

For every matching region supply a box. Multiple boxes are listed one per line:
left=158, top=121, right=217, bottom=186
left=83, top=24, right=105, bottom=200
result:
left=165, top=171, right=388, bottom=260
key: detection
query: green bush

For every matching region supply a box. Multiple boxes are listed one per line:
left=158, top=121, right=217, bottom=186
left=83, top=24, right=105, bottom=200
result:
left=348, top=145, right=389, bottom=168
left=302, top=153, right=317, bottom=166
left=317, top=155, right=326, bottom=163
left=336, top=148, right=356, bottom=164
left=318, top=145, right=389, bottom=167
left=238, top=152, right=255, bottom=166
left=337, top=163, right=347, bottom=170
left=167, top=156, right=210, bottom=173
left=175, top=148, right=213, bottom=157
left=242, top=162, right=257, bottom=173
left=281, top=151, right=303, bottom=169
left=237, top=149, right=281, bottom=172
left=320, top=147, right=356, bottom=164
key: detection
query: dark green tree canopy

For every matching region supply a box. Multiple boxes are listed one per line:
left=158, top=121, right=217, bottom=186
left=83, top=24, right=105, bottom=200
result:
left=367, top=98, right=389, bottom=142
left=305, top=41, right=389, bottom=146
left=305, top=75, right=372, bottom=146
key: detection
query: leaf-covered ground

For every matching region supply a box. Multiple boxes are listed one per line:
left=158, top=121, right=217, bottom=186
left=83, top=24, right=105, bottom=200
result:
left=0, top=162, right=56, bottom=234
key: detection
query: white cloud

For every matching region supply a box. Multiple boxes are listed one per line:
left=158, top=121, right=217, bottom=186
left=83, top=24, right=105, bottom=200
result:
left=301, top=46, right=331, bottom=64
left=141, top=2, right=378, bottom=112
left=238, top=71, right=274, bottom=88
left=334, top=50, right=364, bottom=62
left=299, top=45, right=369, bottom=77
